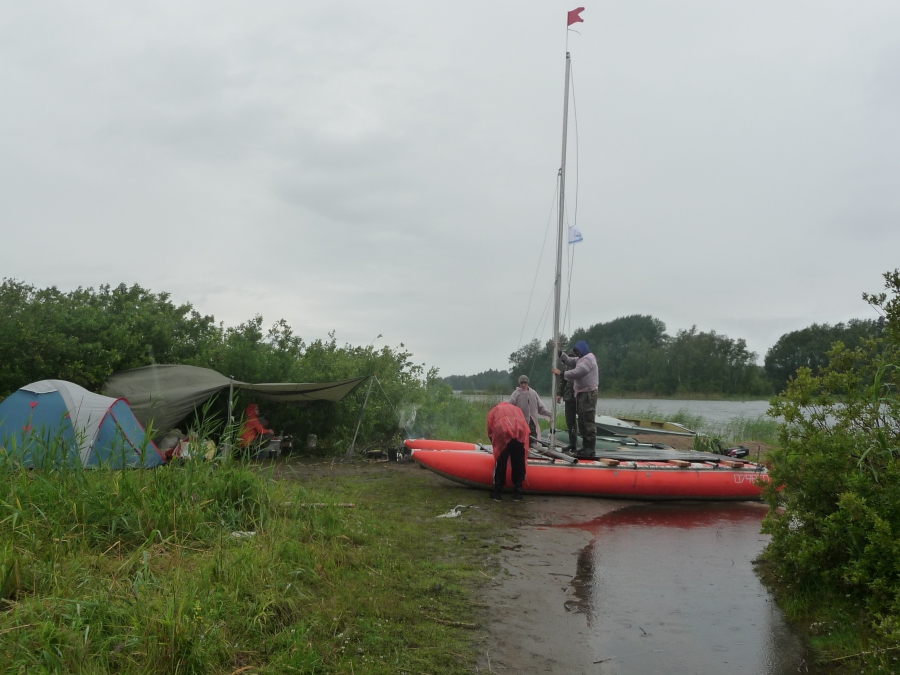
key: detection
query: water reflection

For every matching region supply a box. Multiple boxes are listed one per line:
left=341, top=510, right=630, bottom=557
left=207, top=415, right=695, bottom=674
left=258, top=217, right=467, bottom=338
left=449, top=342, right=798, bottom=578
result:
left=559, top=503, right=822, bottom=674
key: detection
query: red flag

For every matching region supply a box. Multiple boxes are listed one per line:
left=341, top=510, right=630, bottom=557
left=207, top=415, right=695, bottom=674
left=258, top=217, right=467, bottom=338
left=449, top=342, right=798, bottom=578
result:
left=567, top=7, right=585, bottom=26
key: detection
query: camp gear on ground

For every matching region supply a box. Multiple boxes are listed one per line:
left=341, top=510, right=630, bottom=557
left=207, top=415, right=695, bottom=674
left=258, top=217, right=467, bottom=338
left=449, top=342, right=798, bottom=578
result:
left=0, top=380, right=164, bottom=468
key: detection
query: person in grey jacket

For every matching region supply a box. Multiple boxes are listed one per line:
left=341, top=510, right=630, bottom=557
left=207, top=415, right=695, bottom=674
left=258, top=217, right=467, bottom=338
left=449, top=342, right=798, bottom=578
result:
left=508, top=375, right=552, bottom=440
left=552, top=340, right=598, bottom=453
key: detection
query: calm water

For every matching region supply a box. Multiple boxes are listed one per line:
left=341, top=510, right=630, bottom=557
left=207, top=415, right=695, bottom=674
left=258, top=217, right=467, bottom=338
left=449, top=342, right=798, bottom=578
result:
left=459, top=394, right=772, bottom=424
left=594, top=398, right=772, bottom=424
left=560, top=503, right=821, bottom=675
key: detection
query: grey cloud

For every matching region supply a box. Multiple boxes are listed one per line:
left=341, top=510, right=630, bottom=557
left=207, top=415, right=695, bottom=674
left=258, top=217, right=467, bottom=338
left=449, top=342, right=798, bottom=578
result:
left=2, top=1, right=900, bottom=376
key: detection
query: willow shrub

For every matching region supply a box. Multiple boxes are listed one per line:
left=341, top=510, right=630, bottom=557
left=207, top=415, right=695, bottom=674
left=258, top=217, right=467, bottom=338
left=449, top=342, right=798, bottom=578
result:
left=762, top=269, right=900, bottom=651
left=0, top=281, right=485, bottom=452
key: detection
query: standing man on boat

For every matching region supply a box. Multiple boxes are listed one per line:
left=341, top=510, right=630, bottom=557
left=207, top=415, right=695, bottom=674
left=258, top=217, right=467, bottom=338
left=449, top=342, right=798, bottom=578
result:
left=553, top=340, right=598, bottom=453
left=508, top=375, right=553, bottom=440
left=557, top=350, right=579, bottom=449
left=486, top=401, right=530, bottom=501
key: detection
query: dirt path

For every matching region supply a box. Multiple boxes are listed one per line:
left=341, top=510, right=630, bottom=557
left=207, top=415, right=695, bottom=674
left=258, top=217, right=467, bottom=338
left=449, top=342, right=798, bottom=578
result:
left=474, top=495, right=635, bottom=674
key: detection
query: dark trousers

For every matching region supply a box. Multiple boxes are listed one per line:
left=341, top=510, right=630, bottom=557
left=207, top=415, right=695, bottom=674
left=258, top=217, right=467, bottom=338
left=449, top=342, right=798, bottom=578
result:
left=493, top=440, right=526, bottom=490
left=528, top=420, right=537, bottom=440
left=564, top=397, right=578, bottom=447
left=576, top=389, right=598, bottom=450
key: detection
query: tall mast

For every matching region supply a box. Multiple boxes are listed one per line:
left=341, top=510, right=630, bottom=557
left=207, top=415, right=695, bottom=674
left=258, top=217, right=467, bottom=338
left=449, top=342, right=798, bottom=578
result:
left=549, top=51, right=571, bottom=451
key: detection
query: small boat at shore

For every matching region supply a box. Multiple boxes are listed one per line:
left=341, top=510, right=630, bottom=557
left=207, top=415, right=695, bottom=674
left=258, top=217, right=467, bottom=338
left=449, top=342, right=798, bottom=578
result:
left=594, top=414, right=696, bottom=438
left=405, top=438, right=769, bottom=501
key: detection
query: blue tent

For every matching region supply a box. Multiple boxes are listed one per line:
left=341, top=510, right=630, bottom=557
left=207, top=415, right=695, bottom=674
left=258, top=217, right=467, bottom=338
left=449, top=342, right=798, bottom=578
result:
left=0, top=380, right=164, bottom=468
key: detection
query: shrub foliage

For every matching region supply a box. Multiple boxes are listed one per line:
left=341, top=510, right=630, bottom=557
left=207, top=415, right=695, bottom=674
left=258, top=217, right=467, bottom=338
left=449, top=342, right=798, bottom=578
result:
left=0, top=279, right=487, bottom=451
left=762, top=269, right=900, bottom=655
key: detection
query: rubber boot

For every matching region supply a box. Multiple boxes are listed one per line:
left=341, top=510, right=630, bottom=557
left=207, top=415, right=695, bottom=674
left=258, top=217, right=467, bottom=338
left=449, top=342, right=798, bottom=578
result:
left=490, top=487, right=502, bottom=501
left=512, top=486, right=523, bottom=501
left=578, top=439, right=596, bottom=458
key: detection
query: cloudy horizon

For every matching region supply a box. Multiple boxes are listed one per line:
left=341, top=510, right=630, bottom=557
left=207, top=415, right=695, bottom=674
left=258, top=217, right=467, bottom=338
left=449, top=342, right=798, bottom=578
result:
left=2, top=1, right=898, bottom=377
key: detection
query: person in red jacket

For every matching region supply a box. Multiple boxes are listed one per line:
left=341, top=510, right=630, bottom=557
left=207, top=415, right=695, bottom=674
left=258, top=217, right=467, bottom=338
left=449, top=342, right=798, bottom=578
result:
left=240, top=403, right=274, bottom=448
left=486, top=401, right=530, bottom=501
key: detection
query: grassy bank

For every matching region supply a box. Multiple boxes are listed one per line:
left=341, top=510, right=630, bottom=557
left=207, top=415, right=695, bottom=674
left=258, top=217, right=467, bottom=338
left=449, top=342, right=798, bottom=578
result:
left=756, top=561, right=899, bottom=673
left=0, top=457, right=516, bottom=674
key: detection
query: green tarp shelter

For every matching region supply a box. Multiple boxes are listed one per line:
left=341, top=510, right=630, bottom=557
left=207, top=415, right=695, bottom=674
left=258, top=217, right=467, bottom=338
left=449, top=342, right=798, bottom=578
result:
left=103, top=364, right=368, bottom=437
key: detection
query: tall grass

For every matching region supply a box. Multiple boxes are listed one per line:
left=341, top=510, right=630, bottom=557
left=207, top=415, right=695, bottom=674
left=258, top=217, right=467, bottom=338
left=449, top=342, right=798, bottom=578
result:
left=1, top=457, right=282, bottom=672
left=0, top=432, right=500, bottom=673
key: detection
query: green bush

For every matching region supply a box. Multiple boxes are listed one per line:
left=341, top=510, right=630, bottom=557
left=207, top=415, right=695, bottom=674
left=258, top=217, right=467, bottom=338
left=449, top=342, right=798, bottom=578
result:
left=0, top=279, right=493, bottom=453
left=762, top=269, right=900, bottom=664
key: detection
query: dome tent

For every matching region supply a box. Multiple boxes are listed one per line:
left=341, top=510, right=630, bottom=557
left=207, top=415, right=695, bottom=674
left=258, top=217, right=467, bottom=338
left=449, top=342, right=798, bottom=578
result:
left=0, top=380, right=164, bottom=468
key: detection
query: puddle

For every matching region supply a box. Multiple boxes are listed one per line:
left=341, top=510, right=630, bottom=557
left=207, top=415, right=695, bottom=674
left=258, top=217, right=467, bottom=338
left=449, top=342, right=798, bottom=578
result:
left=559, top=502, right=823, bottom=674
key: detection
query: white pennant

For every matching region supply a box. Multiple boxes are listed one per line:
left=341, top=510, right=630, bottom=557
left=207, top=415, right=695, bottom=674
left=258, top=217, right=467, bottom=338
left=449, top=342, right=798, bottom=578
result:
left=568, top=225, right=583, bottom=245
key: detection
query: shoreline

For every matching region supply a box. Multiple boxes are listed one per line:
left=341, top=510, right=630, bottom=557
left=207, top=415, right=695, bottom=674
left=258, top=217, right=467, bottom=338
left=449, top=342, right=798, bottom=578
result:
left=455, top=391, right=772, bottom=402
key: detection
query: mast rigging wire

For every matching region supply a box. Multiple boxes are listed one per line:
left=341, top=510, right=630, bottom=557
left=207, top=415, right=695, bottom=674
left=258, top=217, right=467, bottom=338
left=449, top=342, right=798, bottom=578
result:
left=515, top=174, right=561, bottom=353
left=515, top=53, right=583, bottom=377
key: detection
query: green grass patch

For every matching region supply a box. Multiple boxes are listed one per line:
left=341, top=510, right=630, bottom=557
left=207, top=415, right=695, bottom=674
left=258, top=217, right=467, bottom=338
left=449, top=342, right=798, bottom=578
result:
left=0, top=458, right=516, bottom=674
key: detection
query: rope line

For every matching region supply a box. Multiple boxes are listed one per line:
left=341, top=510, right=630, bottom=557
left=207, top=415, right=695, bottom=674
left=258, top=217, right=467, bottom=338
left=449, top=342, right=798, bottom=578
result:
left=372, top=375, right=399, bottom=416
left=516, top=174, right=561, bottom=353
left=528, top=288, right=556, bottom=381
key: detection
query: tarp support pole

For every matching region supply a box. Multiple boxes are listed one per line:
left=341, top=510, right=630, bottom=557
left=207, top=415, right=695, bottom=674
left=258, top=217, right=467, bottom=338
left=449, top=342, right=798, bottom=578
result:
left=345, top=375, right=375, bottom=461
left=224, top=376, right=234, bottom=461
left=227, top=376, right=234, bottom=424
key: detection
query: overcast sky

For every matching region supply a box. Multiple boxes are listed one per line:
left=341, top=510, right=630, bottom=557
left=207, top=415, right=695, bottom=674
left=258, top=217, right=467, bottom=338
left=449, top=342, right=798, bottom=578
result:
left=2, top=1, right=899, bottom=377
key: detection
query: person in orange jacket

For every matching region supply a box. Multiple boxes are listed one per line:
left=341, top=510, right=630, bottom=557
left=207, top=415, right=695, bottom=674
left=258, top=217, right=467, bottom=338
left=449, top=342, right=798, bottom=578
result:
left=240, top=403, right=274, bottom=448
left=486, top=401, right=530, bottom=501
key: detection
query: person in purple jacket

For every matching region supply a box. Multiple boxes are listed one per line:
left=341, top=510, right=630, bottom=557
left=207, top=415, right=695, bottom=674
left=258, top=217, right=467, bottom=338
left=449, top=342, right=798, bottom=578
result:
left=552, top=340, right=598, bottom=453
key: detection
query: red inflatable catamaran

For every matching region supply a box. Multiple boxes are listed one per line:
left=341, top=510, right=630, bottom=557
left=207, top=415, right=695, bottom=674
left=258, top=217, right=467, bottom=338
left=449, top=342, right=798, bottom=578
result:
left=406, top=11, right=772, bottom=502
left=406, top=438, right=769, bottom=501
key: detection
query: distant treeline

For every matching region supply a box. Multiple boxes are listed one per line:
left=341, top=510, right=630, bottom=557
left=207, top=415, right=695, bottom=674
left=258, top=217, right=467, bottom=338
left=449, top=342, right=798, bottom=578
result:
left=763, top=318, right=883, bottom=389
left=442, top=369, right=509, bottom=393
left=446, top=314, right=884, bottom=396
